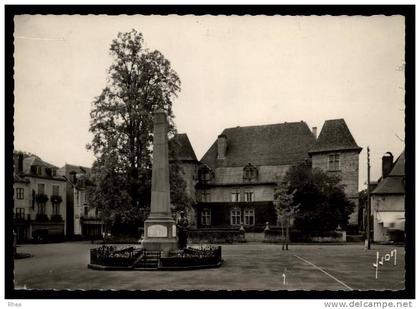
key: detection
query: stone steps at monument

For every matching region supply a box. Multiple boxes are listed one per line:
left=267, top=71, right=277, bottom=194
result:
left=144, top=252, right=161, bottom=258
left=133, top=262, right=158, bottom=269
left=138, top=262, right=158, bottom=267
left=132, top=251, right=161, bottom=269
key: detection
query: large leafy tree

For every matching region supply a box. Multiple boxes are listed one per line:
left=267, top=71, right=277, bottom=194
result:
left=284, top=163, right=355, bottom=232
left=87, top=29, right=184, bottom=234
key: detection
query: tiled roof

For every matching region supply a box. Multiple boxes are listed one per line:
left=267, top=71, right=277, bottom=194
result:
left=58, top=164, right=91, bottom=177
left=201, top=122, right=316, bottom=168
left=169, top=133, right=198, bottom=162
left=22, top=156, right=57, bottom=174
left=309, top=119, right=362, bottom=154
left=372, top=176, right=405, bottom=195
left=14, top=173, right=29, bottom=183
left=373, top=150, right=405, bottom=195
left=389, top=151, right=404, bottom=177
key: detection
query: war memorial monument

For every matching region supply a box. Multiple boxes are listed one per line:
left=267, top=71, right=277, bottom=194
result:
left=88, top=110, right=222, bottom=270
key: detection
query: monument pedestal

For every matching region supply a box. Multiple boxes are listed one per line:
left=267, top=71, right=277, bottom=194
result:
left=142, top=216, right=178, bottom=252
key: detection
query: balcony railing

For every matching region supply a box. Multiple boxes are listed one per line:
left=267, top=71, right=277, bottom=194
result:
left=50, top=214, right=63, bottom=222
left=50, top=195, right=63, bottom=204
left=81, top=215, right=102, bottom=221
left=35, top=213, right=49, bottom=222
left=14, top=213, right=65, bottom=223
left=13, top=213, right=28, bottom=222
left=35, top=193, right=48, bottom=204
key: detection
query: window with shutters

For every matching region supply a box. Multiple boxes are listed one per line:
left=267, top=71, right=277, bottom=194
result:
left=15, top=208, right=25, bottom=219
left=245, top=191, right=254, bottom=202
left=231, top=189, right=240, bottom=202
left=38, top=183, right=45, bottom=195
left=52, top=185, right=59, bottom=196
left=16, top=188, right=24, bottom=199
left=328, top=154, right=340, bottom=171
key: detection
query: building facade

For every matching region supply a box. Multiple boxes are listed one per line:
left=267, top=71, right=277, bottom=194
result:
left=57, top=164, right=104, bottom=239
left=371, top=151, right=405, bottom=242
left=74, top=176, right=104, bottom=239
left=196, top=121, right=315, bottom=230
left=170, top=133, right=200, bottom=227
left=13, top=173, right=31, bottom=242
left=190, top=119, right=361, bottom=231
left=308, top=119, right=363, bottom=224
left=13, top=154, right=67, bottom=242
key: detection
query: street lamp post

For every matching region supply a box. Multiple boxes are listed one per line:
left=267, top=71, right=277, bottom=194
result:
left=366, top=146, right=371, bottom=250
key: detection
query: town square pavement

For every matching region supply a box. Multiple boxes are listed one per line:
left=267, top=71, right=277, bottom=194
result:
left=14, top=241, right=405, bottom=291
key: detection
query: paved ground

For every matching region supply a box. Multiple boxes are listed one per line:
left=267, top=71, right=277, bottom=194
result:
left=14, top=242, right=405, bottom=291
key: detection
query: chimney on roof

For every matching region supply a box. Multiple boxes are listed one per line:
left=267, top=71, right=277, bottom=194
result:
left=18, top=154, right=23, bottom=173
left=312, top=127, right=317, bottom=138
left=382, top=152, right=393, bottom=178
left=14, top=154, right=24, bottom=173
left=13, top=155, right=18, bottom=173
left=217, top=134, right=227, bottom=160
left=69, top=171, right=77, bottom=184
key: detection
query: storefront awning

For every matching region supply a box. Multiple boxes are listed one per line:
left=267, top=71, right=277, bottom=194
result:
left=376, top=211, right=405, bottom=229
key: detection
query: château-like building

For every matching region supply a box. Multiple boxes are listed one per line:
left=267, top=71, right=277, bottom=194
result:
left=308, top=119, right=363, bottom=223
left=174, top=118, right=362, bottom=231
left=169, top=133, right=200, bottom=227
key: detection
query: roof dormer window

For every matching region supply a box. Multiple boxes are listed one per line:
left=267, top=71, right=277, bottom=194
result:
left=31, top=165, right=43, bottom=176
left=198, top=165, right=213, bottom=183
left=243, top=163, right=258, bottom=181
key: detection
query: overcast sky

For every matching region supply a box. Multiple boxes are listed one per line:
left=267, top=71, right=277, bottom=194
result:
left=14, top=15, right=405, bottom=190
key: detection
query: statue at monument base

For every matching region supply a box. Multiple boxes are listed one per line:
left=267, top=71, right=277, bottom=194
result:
left=176, top=211, right=189, bottom=250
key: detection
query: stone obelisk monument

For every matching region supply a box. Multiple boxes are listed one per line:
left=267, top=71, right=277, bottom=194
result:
left=141, top=109, right=178, bottom=252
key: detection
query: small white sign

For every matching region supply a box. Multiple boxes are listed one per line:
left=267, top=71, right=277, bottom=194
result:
left=147, top=224, right=167, bottom=237
left=172, top=224, right=176, bottom=237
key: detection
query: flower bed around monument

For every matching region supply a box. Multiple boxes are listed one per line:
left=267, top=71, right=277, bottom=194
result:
left=90, top=245, right=142, bottom=267
left=89, top=245, right=223, bottom=270
left=159, top=246, right=222, bottom=269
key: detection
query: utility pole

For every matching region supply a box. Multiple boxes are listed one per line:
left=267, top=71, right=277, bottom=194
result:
left=366, top=146, right=371, bottom=249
